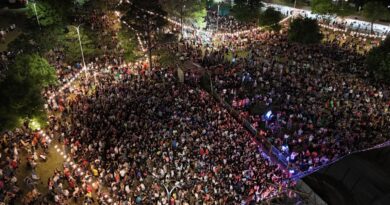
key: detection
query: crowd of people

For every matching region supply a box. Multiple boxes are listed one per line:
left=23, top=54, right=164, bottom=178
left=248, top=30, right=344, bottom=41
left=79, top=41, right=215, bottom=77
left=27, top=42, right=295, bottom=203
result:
left=182, top=20, right=390, bottom=173
left=2, top=2, right=390, bottom=205
left=42, top=61, right=294, bottom=204
left=0, top=48, right=93, bottom=204
left=205, top=9, right=256, bottom=33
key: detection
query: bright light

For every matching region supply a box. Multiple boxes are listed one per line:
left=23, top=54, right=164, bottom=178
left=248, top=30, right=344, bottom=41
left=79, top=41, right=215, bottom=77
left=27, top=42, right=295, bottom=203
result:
left=29, top=118, right=42, bottom=130
left=281, top=145, right=289, bottom=152
left=265, top=110, right=273, bottom=120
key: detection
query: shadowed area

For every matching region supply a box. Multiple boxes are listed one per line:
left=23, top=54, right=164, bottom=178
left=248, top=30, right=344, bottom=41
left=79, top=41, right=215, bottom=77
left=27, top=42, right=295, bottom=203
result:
left=303, top=145, right=390, bottom=205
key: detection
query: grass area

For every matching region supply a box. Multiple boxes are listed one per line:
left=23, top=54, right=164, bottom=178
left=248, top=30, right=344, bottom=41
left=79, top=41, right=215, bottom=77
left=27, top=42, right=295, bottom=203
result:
left=15, top=142, right=65, bottom=204
left=0, top=9, right=27, bottom=52
left=0, top=30, right=21, bottom=52
left=335, top=5, right=356, bottom=18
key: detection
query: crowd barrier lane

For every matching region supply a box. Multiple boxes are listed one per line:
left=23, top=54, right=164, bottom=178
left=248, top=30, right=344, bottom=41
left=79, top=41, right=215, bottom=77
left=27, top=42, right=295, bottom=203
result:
left=291, top=139, right=390, bottom=179
left=202, top=73, right=292, bottom=174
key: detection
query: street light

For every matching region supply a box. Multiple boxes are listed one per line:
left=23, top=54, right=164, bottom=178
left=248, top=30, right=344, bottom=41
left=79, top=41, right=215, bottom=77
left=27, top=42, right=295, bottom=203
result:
left=152, top=177, right=182, bottom=200
left=72, top=25, right=86, bottom=69
left=31, top=2, right=40, bottom=27
left=216, top=4, right=220, bottom=31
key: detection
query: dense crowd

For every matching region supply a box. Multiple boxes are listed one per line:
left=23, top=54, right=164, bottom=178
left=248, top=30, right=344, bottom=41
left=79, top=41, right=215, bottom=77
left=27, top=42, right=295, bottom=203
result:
left=184, top=27, right=390, bottom=172
left=205, top=9, right=255, bottom=32
left=2, top=3, right=390, bottom=205
left=44, top=64, right=292, bottom=204
left=0, top=52, right=94, bottom=204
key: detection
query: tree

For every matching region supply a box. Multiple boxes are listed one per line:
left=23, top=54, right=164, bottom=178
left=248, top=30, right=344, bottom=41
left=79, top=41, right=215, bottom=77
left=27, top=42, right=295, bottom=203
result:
left=61, top=26, right=100, bottom=63
left=362, top=1, right=389, bottom=34
left=162, top=0, right=208, bottom=30
left=122, top=0, right=168, bottom=69
left=0, top=54, right=57, bottom=131
left=366, top=36, right=390, bottom=82
left=258, top=7, right=282, bottom=31
left=311, top=0, right=335, bottom=15
left=10, top=26, right=68, bottom=54
left=26, top=1, right=63, bottom=27
left=73, top=0, right=90, bottom=7
left=118, top=28, right=142, bottom=62
left=232, top=0, right=263, bottom=23
left=288, top=17, right=323, bottom=44
left=154, top=33, right=179, bottom=67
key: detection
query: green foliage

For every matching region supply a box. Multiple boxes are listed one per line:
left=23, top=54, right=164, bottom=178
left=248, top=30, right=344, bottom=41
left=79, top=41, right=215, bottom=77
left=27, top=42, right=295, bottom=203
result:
left=288, top=17, right=323, bottom=44
left=259, top=7, right=282, bottom=31
left=122, top=0, right=168, bottom=67
left=0, top=54, right=56, bottom=131
left=61, top=26, right=100, bottom=63
left=366, top=37, right=390, bottom=82
left=193, top=7, right=207, bottom=29
left=118, top=29, right=141, bottom=62
left=156, top=48, right=179, bottom=68
left=26, top=1, right=63, bottom=27
left=232, top=0, right=263, bottom=23
left=311, top=0, right=335, bottom=15
left=155, top=33, right=179, bottom=67
left=362, top=1, right=389, bottom=33
left=163, top=0, right=207, bottom=29
left=73, top=0, right=90, bottom=7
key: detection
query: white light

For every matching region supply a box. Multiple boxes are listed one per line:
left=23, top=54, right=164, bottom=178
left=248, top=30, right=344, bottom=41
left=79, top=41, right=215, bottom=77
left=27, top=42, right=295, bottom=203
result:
left=265, top=111, right=272, bottom=119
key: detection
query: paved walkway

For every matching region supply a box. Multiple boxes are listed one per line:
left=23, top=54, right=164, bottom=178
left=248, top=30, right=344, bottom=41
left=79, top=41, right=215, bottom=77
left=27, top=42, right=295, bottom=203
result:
left=265, top=3, right=390, bottom=37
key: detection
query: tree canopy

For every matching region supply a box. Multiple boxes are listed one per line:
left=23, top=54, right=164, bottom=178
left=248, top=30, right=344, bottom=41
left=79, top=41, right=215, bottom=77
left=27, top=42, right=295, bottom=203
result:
left=26, top=1, right=63, bottom=27
left=362, top=1, right=389, bottom=33
left=311, top=0, right=335, bottom=15
left=162, top=0, right=207, bottom=29
left=366, top=36, right=390, bottom=83
left=288, top=17, right=323, bottom=44
left=232, top=0, right=263, bottom=23
left=258, top=7, right=282, bottom=30
left=122, top=0, right=168, bottom=68
left=60, top=26, right=100, bottom=63
left=118, top=28, right=142, bottom=62
left=0, top=54, right=57, bottom=131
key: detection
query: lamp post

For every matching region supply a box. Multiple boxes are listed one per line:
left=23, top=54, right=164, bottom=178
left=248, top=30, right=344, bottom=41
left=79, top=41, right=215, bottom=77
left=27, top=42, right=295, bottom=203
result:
left=216, top=4, right=220, bottom=31
left=72, top=25, right=86, bottom=69
left=72, top=25, right=88, bottom=84
left=32, top=3, right=41, bottom=27
left=294, top=0, right=297, bottom=9
left=181, top=3, right=186, bottom=39
left=152, top=177, right=182, bottom=200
